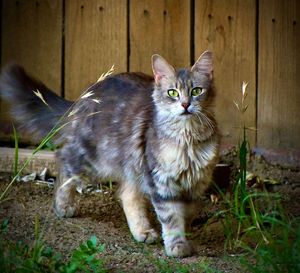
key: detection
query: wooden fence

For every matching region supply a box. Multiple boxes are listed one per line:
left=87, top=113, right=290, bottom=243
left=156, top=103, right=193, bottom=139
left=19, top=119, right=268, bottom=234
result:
left=1, top=0, right=299, bottom=149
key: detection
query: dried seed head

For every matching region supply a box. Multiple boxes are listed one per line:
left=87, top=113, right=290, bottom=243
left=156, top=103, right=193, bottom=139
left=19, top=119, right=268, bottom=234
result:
left=33, top=89, right=49, bottom=107
left=97, top=64, right=115, bottom=83
left=233, top=100, right=240, bottom=111
left=92, top=98, right=102, bottom=104
left=80, top=91, right=94, bottom=99
left=67, top=107, right=79, bottom=117
left=242, top=81, right=248, bottom=97
left=234, top=81, right=250, bottom=113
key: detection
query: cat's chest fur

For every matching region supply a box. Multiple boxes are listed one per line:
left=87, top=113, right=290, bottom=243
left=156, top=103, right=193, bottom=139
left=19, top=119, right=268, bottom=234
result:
left=157, top=138, right=216, bottom=172
left=148, top=122, right=218, bottom=197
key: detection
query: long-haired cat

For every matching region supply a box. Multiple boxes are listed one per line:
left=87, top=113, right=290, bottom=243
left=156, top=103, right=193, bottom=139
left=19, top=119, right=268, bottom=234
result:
left=0, top=51, right=219, bottom=257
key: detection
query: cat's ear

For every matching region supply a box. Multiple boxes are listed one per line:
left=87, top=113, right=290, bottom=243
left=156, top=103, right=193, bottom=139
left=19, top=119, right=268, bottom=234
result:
left=151, top=54, right=176, bottom=84
left=191, top=51, right=213, bottom=80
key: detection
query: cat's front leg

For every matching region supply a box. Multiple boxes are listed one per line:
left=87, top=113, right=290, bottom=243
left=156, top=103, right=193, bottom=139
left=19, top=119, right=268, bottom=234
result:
left=152, top=195, right=194, bottom=257
left=53, top=173, right=80, bottom=218
left=120, top=182, right=158, bottom=244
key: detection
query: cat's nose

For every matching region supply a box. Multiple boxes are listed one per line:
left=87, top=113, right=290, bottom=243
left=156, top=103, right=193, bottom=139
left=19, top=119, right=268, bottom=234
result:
left=181, top=103, right=190, bottom=110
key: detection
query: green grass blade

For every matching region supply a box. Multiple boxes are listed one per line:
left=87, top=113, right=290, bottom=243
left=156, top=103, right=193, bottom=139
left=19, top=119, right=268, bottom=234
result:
left=12, top=125, right=19, bottom=178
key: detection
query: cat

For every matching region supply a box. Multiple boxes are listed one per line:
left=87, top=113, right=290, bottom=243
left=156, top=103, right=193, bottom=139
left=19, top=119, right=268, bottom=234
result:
left=0, top=51, right=220, bottom=257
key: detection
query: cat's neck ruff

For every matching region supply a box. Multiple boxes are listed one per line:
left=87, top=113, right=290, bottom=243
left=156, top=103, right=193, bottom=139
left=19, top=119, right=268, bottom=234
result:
left=153, top=111, right=215, bottom=144
left=151, top=108, right=219, bottom=196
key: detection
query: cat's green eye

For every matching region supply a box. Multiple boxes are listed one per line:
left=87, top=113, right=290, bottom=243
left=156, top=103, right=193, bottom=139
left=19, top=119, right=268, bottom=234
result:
left=191, top=87, right=204, bottom=97
left=167, top=89, right=179, bottom=97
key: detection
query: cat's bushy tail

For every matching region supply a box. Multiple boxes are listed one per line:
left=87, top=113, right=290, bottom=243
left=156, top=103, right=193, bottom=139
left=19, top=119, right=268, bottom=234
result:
left=0, top=64, right=72, bottom=140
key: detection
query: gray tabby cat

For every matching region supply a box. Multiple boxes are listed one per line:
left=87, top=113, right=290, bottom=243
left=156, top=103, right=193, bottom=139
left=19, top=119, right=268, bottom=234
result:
left=0, top=51, right=219, bottom=257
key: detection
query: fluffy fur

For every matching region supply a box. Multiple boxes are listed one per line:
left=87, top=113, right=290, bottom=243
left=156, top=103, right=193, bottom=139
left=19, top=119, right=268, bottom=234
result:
left=0, top=52, right=220, bottom=257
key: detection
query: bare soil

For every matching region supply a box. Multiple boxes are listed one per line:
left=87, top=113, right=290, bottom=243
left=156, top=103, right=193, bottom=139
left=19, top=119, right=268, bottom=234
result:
left=0, top=150, right=299, bottom=272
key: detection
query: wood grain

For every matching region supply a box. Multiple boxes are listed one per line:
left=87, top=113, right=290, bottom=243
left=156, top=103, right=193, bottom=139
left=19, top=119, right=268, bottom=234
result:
left=1, top=0, right=62, bottom=93
left=257, top=0, right=300, bottom=149
left=1, top=0, right=299, bottom=150
left=65, top=0, right=127, bottom=100
left=1, top=0, right=62, bottom=143
left=0, top=147, right=57, bottom=176
left=130, top=0, right=190, bottom=74
left=195, top=0, right=257, bottom=146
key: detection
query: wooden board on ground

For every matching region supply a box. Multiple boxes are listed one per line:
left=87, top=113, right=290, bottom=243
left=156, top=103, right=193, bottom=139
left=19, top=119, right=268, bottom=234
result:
left=0, top=147, right=57, bottom=176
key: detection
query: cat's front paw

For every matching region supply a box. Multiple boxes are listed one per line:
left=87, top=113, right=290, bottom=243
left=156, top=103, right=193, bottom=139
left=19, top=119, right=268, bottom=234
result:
left=53, top=200, right=78, bottom=218
left=165, top=241, right=194, bottom=257
left=132, top=228, right=159, bottom=244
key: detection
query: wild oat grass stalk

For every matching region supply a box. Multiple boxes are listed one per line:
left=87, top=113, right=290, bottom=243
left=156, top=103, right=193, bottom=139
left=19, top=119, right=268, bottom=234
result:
left=33, top=89, right=50, bottom=108
left=97, top=64, right=114, bottom=83
left=218, top=82, right=300, bottom=272
left=12, top=125, right=19, bottom=178
left=218, top=82, right=271, bottom=250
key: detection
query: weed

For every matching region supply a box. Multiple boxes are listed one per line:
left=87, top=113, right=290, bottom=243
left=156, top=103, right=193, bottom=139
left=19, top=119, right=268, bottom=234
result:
left=43, top=140, right=58, bottom=151
left=217, top=82, right=300, bottom=272
left=217, top=82, right=268, bottom=250
left=154, top=257, right=220, bottom=273
left=12, top=125, right=19, bottom=178
left=0, top=218, right=106, bottom=273
left=242, top=220, right=300, bottom=273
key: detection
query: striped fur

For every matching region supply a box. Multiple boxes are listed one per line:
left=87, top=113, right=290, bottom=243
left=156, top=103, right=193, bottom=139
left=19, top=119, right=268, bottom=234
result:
left=0, top=51, right=219, bottom=257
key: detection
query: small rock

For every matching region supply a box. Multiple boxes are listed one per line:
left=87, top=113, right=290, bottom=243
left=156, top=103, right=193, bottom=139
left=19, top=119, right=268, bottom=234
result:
left=20, top=172, right=36, bottom=182
left=38, top=167, right=48, bottom=181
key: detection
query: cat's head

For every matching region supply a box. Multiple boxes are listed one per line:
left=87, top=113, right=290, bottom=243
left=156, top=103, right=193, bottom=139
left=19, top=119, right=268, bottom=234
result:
left=151, top=51, right=214, bottom=122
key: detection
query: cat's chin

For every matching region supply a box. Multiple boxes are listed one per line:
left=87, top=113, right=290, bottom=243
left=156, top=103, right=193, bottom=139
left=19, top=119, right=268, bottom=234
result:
left=177, top=114, right=194, bottom=122
left=181, top=111, right=192, bottom=116
left=180, top=110, right=193, bottom=117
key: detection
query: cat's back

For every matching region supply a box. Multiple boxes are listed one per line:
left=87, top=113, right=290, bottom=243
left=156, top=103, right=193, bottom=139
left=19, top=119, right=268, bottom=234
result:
left=73, top=72, right=155, bottom=131
left=89, top=72, right=154, bottom=127
left=69, top=72, right=155, bottom=157
left=69, top=72, right=155, bottom=179
left=93, top=72, right=154, bottom=101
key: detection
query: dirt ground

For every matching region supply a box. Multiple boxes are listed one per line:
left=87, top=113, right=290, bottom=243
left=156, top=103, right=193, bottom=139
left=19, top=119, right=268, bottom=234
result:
left=0, top=149, right=300, bottom=272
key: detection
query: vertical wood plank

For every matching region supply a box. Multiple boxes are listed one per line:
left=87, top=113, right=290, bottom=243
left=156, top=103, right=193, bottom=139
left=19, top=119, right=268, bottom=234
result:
left=130, top=0, right=190, bottom=74
left=1, top=0, right=62, bottom=93
left=1, top=0, right=62, bottom=143
left=258, top=0, right=300, bottom=149
left=195, top=0, right=257, bottom=145
left=0, top=0, right=2, bottom=67
left=65, top=0, right=127, bottom=100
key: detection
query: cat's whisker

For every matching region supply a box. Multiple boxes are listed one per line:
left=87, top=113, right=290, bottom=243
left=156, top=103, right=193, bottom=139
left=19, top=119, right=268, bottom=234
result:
left=200, top=110, right=215, bottom=128
left=194, top=113, right=204, bottom=127
left=199, top=114, right=212, bottom=132
left=195, top=111, right=209, bottom=126
left=201, top=108, right=215, bottom=120
left=196, top=111, right=215, bottom=132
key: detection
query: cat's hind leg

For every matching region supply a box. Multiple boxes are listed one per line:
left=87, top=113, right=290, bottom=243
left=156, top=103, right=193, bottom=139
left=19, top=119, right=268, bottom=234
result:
left=151, top=197, right=195, bottom=257
left=120, top=182, right=158, bottom=244
left=53, top=173, right=80, bottom=218
left=53, top=144, right=86, bottom=218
